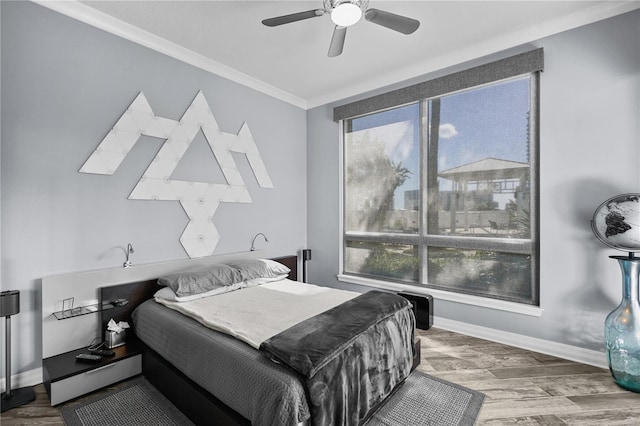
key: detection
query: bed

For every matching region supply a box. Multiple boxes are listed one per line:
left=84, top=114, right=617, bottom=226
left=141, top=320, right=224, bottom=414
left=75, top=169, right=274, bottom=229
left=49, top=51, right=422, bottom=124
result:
left=101, top=255, right=419, bottom=426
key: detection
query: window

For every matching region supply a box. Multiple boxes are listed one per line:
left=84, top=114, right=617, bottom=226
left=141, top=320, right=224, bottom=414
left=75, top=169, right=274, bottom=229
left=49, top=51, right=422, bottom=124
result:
left=337, top=50, right=541, bottom=306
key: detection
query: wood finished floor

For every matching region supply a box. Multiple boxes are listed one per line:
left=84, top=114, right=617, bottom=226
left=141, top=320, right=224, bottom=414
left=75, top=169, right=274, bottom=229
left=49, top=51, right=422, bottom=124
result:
left=2, top=327, right=639, bottom=425
left=415, top=328, right=640, bottom=425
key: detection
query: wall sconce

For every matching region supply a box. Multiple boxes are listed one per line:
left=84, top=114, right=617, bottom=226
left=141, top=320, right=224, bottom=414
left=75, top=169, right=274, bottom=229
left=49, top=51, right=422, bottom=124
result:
left=123, top=243, right=134, bottom=268
left=302, top=249, right=312, bottom=283
left=250, top=233, right=268, bottom=251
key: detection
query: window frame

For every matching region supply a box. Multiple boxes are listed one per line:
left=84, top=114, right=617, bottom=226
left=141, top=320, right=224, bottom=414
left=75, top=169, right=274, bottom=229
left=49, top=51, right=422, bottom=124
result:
left=336, top=51, right=542, bottom=315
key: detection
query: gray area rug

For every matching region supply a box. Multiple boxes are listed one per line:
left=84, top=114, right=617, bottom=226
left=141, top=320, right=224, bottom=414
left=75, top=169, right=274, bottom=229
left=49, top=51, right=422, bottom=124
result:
left=60, top=377, right=193, bottom=426
left=60, top=372, right=483, bottom=426
left=365, top=371, right=486, bottom=426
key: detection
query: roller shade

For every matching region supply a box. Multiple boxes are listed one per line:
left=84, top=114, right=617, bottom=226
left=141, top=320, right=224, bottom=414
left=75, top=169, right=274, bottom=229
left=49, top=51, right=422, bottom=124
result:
left=333, top=48, right=543, bottom=121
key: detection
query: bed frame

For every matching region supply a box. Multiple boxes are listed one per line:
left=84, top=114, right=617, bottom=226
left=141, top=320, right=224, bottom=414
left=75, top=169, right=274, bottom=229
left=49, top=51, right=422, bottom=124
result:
left=100, top=256, right=296, bottom=425
left=99, top=255, right=420, bottom=425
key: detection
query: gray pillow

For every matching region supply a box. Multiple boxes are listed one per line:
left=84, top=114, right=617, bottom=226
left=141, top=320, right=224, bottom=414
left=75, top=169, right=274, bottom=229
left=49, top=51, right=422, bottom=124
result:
left=225, top=259, right=291, bottom=281
left=158, top=264, right=243, bottom=297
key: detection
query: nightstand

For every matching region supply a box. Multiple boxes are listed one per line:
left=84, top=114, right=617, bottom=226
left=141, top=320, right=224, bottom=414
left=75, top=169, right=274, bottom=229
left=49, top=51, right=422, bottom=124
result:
left=42, top=341, right=142, bottom=405
left=398, top=292, right=433, bottom=330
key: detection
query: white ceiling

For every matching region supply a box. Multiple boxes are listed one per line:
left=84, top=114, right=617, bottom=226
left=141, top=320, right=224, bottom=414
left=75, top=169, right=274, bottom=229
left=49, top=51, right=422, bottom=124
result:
left=44, top=1, right=639, bottom=108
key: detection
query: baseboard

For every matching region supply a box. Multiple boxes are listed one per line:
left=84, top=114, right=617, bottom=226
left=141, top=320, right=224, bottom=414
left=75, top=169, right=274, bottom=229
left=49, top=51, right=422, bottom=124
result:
left=433, top=317, right=609, bottom=369
left=0, top=367, right=43, bottom=394
left=0, top=320, right=609, bottom=394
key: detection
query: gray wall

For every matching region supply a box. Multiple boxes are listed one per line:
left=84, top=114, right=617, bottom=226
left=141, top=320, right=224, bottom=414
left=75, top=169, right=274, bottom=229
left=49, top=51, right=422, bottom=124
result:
left=1, top=1, right=306, bottom=376
left=2, top=0, right=638, bottom=382
left=307, top=10, right=640, bottom=352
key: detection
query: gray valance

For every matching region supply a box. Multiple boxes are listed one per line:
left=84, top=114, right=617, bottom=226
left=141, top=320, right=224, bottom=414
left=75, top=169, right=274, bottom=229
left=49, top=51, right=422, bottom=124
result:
left=333, top=48, right=544, bottom=121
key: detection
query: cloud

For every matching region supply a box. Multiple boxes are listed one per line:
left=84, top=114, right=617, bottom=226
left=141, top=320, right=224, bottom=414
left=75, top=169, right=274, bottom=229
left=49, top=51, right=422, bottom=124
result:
left=439, top=123, right=458, bottom=139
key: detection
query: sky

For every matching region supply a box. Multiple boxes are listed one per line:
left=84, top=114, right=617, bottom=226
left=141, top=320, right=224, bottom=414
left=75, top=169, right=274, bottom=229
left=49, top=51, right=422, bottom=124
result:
left=349, top=76, right=531, bottom=210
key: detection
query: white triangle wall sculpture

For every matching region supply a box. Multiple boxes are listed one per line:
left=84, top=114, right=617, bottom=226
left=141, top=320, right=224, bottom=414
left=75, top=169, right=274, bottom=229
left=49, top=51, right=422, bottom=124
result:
left=80, top=91, right=273, bottom=258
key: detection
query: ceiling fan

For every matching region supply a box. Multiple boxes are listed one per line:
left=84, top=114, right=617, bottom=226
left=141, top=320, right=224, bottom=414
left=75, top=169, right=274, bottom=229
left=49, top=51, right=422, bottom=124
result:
left=262, top=0, right=420, bottom=57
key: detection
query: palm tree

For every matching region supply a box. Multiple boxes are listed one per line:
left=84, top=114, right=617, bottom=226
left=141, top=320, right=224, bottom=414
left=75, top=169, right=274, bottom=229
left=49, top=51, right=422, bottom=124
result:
left=367, top=162, right=411, bottom=230
left=346, top=133, right=411, bottom=232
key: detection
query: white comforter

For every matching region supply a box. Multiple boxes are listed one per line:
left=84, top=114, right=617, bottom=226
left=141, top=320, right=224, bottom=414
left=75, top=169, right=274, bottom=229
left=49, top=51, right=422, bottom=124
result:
left=155, top=279, right=358, bottom=349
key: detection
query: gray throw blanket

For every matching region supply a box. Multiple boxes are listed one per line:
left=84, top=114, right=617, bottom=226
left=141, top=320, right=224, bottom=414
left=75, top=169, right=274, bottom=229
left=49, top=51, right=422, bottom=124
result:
left=260, top=290, right=415, bottom=426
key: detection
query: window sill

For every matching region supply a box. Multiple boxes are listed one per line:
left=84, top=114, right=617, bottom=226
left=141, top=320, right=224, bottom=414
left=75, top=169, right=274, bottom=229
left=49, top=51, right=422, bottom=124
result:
left=336, top=274, right=543, bottom=317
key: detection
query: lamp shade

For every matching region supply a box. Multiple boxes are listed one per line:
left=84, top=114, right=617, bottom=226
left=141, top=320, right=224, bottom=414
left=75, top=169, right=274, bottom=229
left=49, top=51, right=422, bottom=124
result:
left=1, top=290, right=20, bottom=317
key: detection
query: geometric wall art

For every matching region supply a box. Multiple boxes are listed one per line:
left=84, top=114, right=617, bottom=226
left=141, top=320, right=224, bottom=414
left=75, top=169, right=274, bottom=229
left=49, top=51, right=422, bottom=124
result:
left=80, top=91, right=273, bottom=258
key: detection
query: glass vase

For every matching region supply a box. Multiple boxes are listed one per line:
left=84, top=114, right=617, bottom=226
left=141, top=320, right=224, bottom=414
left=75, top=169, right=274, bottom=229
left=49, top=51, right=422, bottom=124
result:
left=604, top=256, right=640, bottom=393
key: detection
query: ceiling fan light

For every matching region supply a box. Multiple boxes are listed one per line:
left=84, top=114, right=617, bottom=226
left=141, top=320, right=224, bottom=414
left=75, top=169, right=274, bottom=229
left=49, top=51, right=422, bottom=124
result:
left=331, top=3, right=362, bottom=27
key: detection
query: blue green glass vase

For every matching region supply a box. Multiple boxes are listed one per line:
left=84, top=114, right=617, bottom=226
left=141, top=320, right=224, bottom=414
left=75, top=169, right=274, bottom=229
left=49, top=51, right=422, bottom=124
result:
left=604, top=256, right=640, bottom=393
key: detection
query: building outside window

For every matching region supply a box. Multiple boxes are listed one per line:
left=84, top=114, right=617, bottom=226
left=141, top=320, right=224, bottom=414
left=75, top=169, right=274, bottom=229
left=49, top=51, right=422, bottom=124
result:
left=338, top=50, right=542, bottom=306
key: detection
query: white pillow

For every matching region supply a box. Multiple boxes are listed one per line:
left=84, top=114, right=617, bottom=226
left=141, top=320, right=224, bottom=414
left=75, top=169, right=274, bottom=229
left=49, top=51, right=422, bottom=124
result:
left=225, top=258, right=291, bottom=281
left=243, top=274, right=289, bottom=288
left=154, top=281, right=245, bottom=302
left=157, top=263, right=242, bottom=297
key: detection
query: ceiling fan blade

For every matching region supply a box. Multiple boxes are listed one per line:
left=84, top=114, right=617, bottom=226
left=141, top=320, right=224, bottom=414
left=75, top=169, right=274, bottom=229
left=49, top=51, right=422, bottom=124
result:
left=328, top=26, right=347, bottom=57
left=262, top=9, right=324, bottom=27
left=364, top=8, right=420, bottom=34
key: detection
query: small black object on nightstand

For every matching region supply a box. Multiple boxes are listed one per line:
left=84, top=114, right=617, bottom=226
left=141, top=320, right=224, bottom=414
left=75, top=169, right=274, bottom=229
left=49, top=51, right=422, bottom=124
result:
left=89, top=348, right=115, bottom=357
left=75, top=353, right=102, bottom=363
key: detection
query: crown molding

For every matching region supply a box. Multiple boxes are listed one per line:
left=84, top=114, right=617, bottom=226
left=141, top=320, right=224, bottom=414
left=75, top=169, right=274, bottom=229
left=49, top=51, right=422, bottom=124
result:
left=32, top=0, right=308, bottom=110
left=305, top=0, right=640, bottom=109
left=32, top=1, right=638, bottom=111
